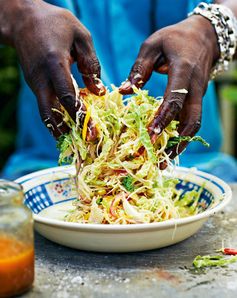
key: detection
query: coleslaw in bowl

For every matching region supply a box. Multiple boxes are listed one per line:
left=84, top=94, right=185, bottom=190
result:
left=15, top=166, right=231, bottom=252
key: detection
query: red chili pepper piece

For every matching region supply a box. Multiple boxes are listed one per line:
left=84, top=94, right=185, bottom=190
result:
left=113, top=169, right=127, bottom=175
left=223, top=248, right=237, bottom=255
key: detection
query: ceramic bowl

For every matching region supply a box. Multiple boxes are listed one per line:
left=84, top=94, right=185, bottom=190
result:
left=15, top=166, right=232, bottom=252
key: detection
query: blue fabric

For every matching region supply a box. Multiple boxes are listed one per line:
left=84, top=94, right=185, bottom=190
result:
left=2, top=0, right=237, bottom=182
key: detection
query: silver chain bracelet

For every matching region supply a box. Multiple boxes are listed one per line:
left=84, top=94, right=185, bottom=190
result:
left=189, top=2, right=237, bottom=80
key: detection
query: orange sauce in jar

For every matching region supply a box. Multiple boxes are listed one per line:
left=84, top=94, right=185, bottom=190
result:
left=0, top=235, right=34, bottom=297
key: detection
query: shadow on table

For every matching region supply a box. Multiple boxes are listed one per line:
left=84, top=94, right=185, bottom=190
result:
left=34, top=228, right=213, bottom=271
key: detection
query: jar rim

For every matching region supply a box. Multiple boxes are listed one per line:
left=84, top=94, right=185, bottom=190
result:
left=0, top=179, right=23, bottom=206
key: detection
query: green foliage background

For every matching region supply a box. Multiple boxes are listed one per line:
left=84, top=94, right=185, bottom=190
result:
left=0, top=46, right=20, bottom=171
left=220, top=68, right=237, bottom=104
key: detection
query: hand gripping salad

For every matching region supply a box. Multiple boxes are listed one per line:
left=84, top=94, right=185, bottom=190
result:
left=56, top=79, right=209, bottom=224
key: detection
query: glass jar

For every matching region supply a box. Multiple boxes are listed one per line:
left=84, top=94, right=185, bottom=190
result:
left=0, top=180, right=34, bottom=297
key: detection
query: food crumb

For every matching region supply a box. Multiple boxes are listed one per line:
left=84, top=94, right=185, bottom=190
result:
left=71, top=276, right=83, bottom=284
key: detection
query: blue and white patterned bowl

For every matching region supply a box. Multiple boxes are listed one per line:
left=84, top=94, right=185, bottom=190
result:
left=15, top=166, right=232, bottom=252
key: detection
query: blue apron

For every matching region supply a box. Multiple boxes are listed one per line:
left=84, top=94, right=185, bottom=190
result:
left=3, top=0, right=237, bottom=181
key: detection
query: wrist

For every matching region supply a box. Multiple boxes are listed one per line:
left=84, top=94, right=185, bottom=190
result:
left=187, top=15, right=220, bottom=63
left=189, top=2, right=237, bottom=79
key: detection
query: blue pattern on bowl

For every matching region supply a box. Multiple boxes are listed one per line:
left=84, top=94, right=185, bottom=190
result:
left=176, top=180, right=214, bottom=209
left=24, top=177, right=216, bottom=214
left=25, top=184, right=53, bottom=214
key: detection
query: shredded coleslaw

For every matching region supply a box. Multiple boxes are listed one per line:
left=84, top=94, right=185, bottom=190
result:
left=56, top=81, right=209, bottom=224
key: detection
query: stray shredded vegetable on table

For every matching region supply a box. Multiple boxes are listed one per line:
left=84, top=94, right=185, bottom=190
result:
left=193, top=254, right=237, bottom=268
left=56, top=80, right=209, bottom=224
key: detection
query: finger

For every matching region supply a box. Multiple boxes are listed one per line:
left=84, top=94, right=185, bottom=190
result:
left=35, top=80, right=70, bottom=139
left=47, top=53, right=80, bottom=122
left=119, top=39, right=163, bottom=94
left=48, top=53, right=100, bottom=141
left=167, top=97, right=202, bottom=160
left=47, top=53, right=97, bottom=136
left=148, top=60, right=193, bottom=140
left=159, top=101, right=201, bottom=170
left=166, top=69, right=207, bottom=160
left=159, top=74, right=205, bottom=170
left=161, top=81, right=203, bottom=170
left=74, top=31, right=106, bottom=96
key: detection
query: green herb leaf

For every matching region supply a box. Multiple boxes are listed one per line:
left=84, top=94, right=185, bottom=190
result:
left=122, top=175, right=135, bottom=192
left=56, top=134, right=68, bottom=150
left=166, top=136, right=210, bottom=149
left=56, top=134, right=73, bottom=165
left=96, top=198, right=103, bottom=205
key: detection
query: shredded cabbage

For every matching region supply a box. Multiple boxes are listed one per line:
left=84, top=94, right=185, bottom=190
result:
left=193, top=255, right=237, bottom=268
left=56, top=80, right=208, bottom=224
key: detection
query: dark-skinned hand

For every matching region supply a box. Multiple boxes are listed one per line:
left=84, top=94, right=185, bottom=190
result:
left=120, top=15, right=220, bottom=167
left=0, top=0, right=105, bottom=139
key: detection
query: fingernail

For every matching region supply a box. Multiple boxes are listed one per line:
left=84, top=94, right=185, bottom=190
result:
left=120, top=80, right=132, bottom=90
left=94, top=78, right=106, bottom=95
left=96, top=80, right=106, bottom=90
left=153, top=126, right=161, bottom=135
left=96, top=81, right=103, bottom=88
left=148, top=125, right=161, bottom=136
left=131, top=73, right=143, bottom=85
left=149, top=125, right=162, bottom=144
left=98, top=84, right=106, bottom=95
left=133, top=73, right=142, bottom=80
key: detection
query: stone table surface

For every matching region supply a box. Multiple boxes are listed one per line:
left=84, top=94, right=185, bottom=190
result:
left=22, top=184, right=237, bottom=298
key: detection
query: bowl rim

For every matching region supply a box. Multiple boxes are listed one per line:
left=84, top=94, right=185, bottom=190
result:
left=15, top=166, right=232, bottom=233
